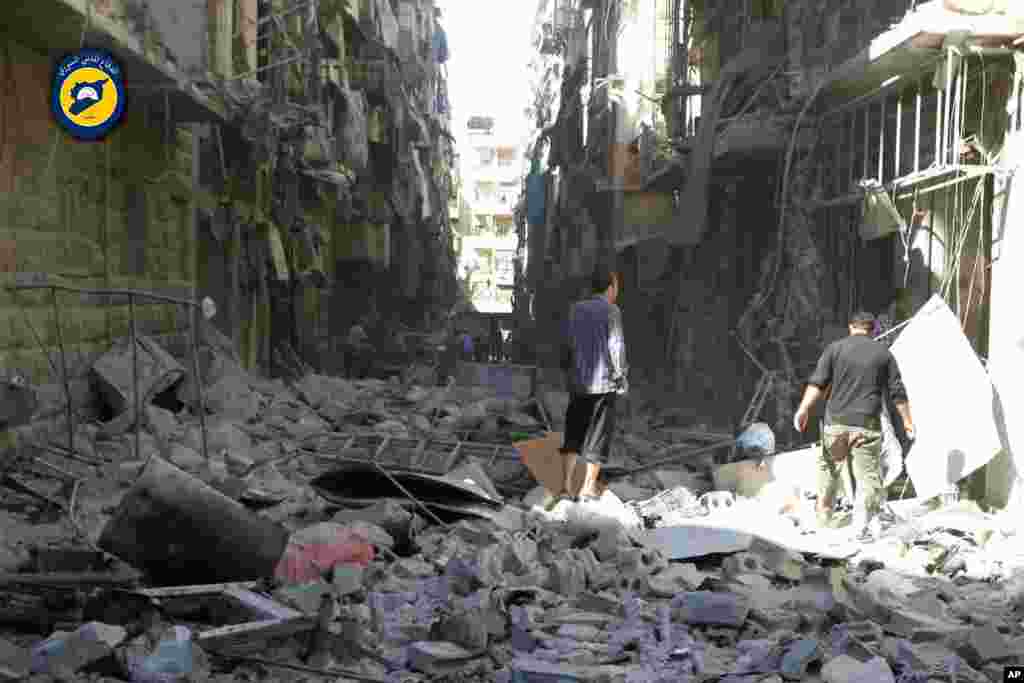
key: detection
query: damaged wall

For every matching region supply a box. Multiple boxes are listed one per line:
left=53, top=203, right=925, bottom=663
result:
left=0, top=37, right=197, bottom=385
left=984, top=85, right=1024, bottom=510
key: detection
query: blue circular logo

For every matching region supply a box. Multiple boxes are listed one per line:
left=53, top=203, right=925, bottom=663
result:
left=52, top=49, right=125, bottom=141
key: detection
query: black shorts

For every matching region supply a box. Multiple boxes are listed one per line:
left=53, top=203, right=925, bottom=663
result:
left=561, top=392, right=617, bottom=465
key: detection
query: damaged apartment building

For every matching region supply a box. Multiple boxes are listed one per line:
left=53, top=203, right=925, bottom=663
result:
left=0, top=0, right=459, bottom=392
left=521, top=0, right=1024, bottom=510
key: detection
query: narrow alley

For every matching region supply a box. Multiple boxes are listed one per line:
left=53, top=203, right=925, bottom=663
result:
left=1, top=1, right=1024, bottom=681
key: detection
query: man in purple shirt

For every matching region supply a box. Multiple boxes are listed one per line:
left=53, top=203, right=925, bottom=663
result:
left=554, top=265, right=628, bottom=504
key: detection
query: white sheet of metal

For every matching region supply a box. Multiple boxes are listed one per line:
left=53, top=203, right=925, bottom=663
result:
left=890, top=294, right=1003, bottom=501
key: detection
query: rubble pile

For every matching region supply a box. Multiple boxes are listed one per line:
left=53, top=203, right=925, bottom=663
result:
left=1, top=340, right=1024, bottom=682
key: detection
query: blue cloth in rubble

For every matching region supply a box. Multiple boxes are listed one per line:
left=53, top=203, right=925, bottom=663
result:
left=526, top=172, right=546, bottom=226
left=736, top=422, right=775, bottom=457
left=433, top=26, right=449, bottom=63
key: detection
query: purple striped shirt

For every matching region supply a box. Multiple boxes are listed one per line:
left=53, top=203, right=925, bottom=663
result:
left=562, top=295, right=628, bottom=395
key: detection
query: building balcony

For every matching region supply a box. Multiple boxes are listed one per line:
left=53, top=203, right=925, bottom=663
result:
left=820, top=1, right=1024, bottom=107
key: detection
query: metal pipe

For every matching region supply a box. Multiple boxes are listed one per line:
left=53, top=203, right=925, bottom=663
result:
left=928, top=191, right=935, bottom=298
left=680, top=0, right=690, bottom=136
left=895, top=91, right=903, bottom=177
left=128, top=295, right=142, bottom=463
left=894, top=166, right=996, bottom=201
left=49, top=288, right=73, bottom=454
left=878, top=97, right=886, bottom=181
left=624, top=439, right=735, bottom=477
left=10, top=283, right=199, bottom=308
left=189, top=304, right=210, bottom=462
left=803, top=165, right=996, bottom=209
left=943, top=45, right=954, bottom=166
left=914, top=78, right=922, bottom=173
left=956, top=54, right=967, bottom=171
left=863, top=104, right=870, bottom=179
left=968, top=46, right=1018, bottom=56
left=935, top=86, right=944, bottom=170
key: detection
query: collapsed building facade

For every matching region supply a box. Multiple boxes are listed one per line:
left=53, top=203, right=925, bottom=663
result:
left=0, top=0, right=459, bottom=389
left=521, top=0, right=1024, bottom=510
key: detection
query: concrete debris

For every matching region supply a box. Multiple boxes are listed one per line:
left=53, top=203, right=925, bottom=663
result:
left=2, top=342, right=1024, bottom=683
left=641, top=525, right=754, bottom=559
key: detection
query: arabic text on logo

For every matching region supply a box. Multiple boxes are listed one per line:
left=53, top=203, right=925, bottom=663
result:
left=52, top=50, right=124, bottom=141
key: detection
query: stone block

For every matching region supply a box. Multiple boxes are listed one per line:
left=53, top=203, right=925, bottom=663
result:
left=590, top=527, right=630, bottom=563
left=332, top=500, right=416, bottom=541
left=407, top=641, right=478, bottom=676
left=879, top=637, right=927, bottom=672
left=331, top=565, right=364, bottom=593
left=749, top=606, right=802, bottom=632
left=646, top=563, right=708, bottom=598
left=641, top=525, right=752, bottom=559
left=747, top=537, right=806, bottom=581
left=616, top=547, right=666, bottom=579
left=431, top=609, right=489, bottom=652
left=567, top=548, right=600, bottom=588
left=723, top=551, right=773, bottom=578
left=146, top=405, right=181, bottom=443
left=780, top=638, right=822, bottom=680
left=823, top=654, right=900, bottom=683
left=673, top=591, right=751, bottom=627
left=957, top=624, right=1012, bottom=666
left=274, top=580, right=332, bottom=615
left=821, top=655, right=864, bottom=683
left=0, top=637, right=30, bottom=681
left=168, top=444, right=204, bottom=471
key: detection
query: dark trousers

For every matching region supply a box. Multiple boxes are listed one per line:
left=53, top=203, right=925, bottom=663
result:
left=561, top=392, right=618, bottom=466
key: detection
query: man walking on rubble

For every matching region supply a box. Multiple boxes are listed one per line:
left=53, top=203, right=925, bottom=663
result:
left=551, top=264, right=629, bottom=506
left=794, top=311, right=915, bottom=539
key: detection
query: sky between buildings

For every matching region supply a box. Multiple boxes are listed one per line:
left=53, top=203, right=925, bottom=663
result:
left=435, top=0, right=536, bottom=144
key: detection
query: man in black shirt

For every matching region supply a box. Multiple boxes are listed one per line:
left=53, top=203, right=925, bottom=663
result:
left=794, top=312, right=915, bottom=535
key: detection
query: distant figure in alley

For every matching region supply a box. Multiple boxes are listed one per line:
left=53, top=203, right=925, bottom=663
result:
left=794, top=311, right=915, bottom=539
left=553, top=265, right=629, bottom=507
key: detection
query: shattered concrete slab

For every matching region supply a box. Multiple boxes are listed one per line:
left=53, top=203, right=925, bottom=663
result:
left=639, top=524, right=753, bottom=559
